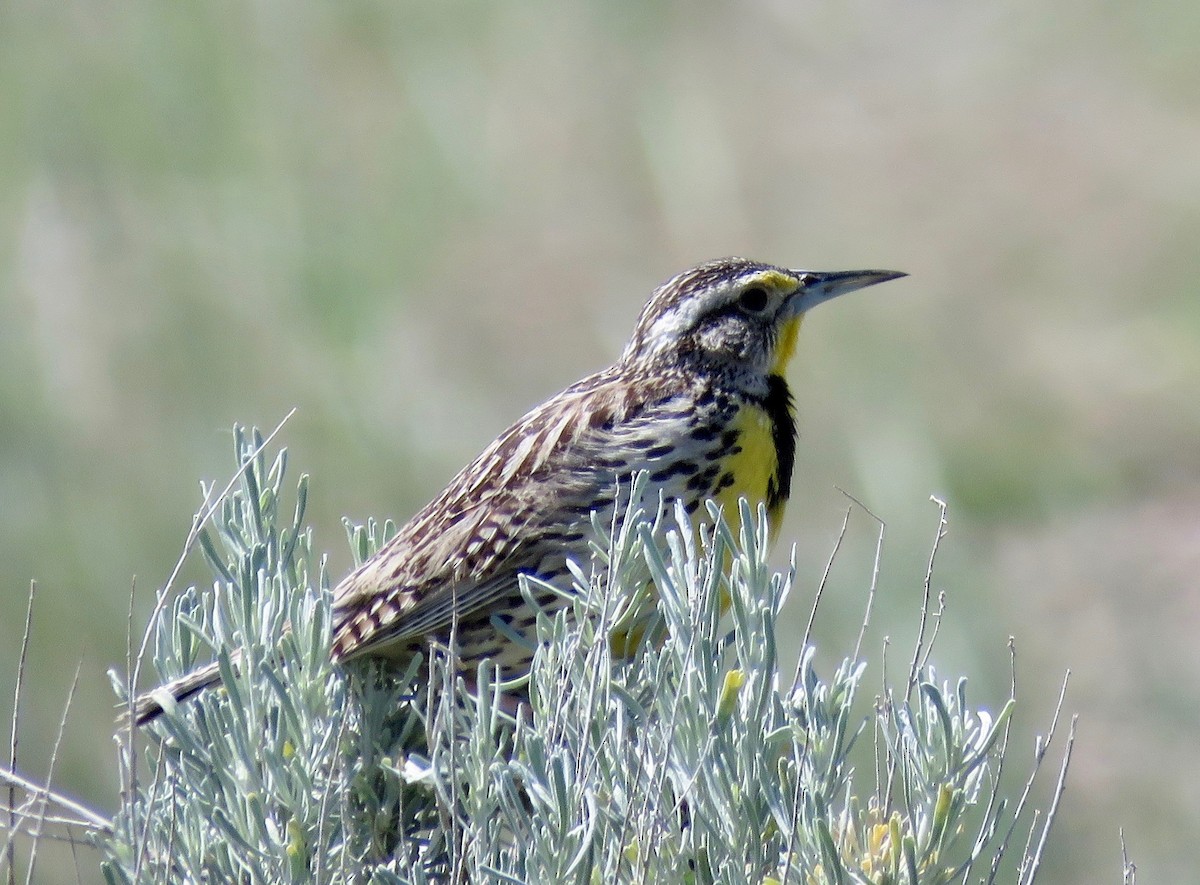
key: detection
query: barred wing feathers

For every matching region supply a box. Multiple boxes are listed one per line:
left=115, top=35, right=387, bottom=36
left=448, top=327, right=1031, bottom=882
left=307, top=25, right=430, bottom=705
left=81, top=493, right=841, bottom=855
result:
left=329, top=365, right=673, bottom=661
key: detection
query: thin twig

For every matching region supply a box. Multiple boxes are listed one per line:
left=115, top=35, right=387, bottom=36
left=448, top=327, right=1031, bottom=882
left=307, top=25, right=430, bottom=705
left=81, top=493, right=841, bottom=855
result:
left=25, top=662, right=81, bottom=885
left=132, top=739, right=167, bottom=880
left=1020, top=715, right=1076, bottom=885
left=986, top=670, right=1071, bottom=884
left=1015, top=810, right=1042, bottom=883
left=6, top=581, right=36, bottom=885
left=445, top=592, right=466, bottom=885
left=961, top=637, right=1019, bottom=884
left=1120, top=828, right=1136, bottom=885
left=122, top=576, right=137, bottom=815
left=833, top=488, right=886, bottom=663
left=0, top=769, right=109, bottom=834
left=878, top=633, right=892, bottom=799
left=0, top=806, right=106, bottom=834
left=67, top=822, right=82, bottom=885
left=918, top=590, right=947, bottom=672
left=907, top=496, right=948, bottom=700
left=796, top=506, right=850, bottom=686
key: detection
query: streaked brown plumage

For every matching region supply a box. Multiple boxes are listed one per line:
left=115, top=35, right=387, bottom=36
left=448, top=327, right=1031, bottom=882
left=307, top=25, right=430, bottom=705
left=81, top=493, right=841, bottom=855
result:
left=131, top=258, right=903, bottom=724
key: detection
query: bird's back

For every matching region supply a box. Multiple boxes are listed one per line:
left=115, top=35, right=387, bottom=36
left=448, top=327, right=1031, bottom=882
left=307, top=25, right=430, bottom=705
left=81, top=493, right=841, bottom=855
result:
left=328, top=357, right=792, bottom=675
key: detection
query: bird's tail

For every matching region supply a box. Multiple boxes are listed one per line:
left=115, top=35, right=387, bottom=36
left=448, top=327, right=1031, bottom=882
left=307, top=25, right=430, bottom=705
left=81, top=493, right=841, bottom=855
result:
left=124, top=658, right=230, bottom=726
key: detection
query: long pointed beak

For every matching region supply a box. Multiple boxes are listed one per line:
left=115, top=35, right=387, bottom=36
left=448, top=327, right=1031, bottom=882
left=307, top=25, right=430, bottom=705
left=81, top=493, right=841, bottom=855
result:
left=789, top=269, right=907, bottom=314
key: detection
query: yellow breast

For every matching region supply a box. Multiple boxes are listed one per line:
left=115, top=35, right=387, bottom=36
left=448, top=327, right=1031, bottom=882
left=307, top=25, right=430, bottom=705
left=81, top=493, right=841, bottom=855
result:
left=713, top=400, right=786, bottom=539
left=712, top=309, right=802, bottom=543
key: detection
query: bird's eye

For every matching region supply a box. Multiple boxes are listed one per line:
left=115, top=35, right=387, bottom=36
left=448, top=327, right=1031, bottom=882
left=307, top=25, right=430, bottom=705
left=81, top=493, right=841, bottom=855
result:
left=737, top=286, right=770, bottom=314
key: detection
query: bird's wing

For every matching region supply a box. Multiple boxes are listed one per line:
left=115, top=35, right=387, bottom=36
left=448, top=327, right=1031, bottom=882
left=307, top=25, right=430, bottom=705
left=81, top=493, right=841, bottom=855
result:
left=329, top=365, right=673, bottom=660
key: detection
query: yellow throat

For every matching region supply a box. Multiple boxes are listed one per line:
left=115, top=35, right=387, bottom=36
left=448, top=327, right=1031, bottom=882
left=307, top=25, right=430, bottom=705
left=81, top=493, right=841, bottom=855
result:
left=713, top=313, right=803, bottom=541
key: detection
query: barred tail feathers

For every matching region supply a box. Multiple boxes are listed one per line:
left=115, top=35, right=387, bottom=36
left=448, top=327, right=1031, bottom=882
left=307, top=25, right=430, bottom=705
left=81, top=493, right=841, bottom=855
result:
left=126, top=658, right=227, bottom=726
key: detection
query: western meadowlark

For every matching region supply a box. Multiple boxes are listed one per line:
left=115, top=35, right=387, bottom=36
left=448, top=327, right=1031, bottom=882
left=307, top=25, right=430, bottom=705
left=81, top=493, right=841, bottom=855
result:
left=132, top=257, right=903, bottom=724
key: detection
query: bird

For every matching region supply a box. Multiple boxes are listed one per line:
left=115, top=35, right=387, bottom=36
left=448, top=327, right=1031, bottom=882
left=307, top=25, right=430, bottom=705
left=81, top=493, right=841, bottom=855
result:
left=131, top=258, right=904, bottom=725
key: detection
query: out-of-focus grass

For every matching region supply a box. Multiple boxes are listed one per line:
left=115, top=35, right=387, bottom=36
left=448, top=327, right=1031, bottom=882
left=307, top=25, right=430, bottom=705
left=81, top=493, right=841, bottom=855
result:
left=2, top=1, right=1198, bottom=882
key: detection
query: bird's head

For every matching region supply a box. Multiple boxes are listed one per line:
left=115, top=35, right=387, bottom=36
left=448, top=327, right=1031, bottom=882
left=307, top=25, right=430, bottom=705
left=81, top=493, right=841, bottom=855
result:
left=621, top=258, right=905, bottom=380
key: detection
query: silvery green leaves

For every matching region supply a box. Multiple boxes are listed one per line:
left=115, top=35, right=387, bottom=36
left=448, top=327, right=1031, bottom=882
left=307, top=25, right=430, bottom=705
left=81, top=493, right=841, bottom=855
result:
left=106, top=433, right=1067, bottom=883
left=417, top=488, right=1059, bottom=883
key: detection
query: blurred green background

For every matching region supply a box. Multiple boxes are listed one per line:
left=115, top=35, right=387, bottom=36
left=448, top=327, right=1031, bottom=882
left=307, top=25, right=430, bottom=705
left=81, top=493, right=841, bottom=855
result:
left=2, top=0, right=1198, bottom=881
